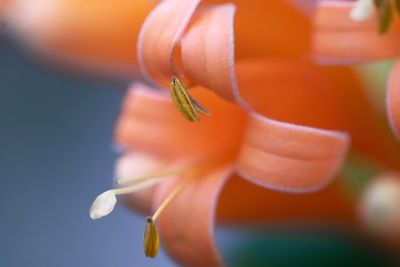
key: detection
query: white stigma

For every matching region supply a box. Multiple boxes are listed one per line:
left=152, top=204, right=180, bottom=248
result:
left=89, top=190, right=117, bottom=220
left=350, top=0, right=375, bottom=21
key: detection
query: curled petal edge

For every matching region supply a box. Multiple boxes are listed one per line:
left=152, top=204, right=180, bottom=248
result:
left=236, top=112, right=350, bottom=193
left=137, top=0, right=246, bottom=106
left=137, top=0, right=201, bottom=85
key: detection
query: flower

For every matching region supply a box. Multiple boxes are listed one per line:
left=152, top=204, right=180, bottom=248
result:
left=87, top=0, right=400, bottom=265
left=312, top=0, right=400, bottom=141
left=2, top=0, right=314, bottom=77
left=110, top=81, right=352, bottom=266
left=2, top=0, right=155, bottom=76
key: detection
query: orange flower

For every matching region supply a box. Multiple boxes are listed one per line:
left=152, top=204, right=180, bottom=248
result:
left=2, top=0, right=312, bottom=77
left=2, top=0, right=155, bottom=76
left=313, top=0, right=400, bottom=141
left=86, top=0, right=400, bottom=265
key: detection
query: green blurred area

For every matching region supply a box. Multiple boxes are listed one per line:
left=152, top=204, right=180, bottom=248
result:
left=219, top=226, right=397, bottom=267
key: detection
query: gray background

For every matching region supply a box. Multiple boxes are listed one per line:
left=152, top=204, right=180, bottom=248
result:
left=0, top=35, right=175, bottom=267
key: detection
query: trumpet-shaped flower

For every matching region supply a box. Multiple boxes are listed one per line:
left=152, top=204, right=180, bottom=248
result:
left=87, top=0, right=400, bottom=265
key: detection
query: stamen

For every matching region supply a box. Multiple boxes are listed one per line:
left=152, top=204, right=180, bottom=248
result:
left=142, top=176, right=192, bottom=259
left=116, top=168, right=180, bottom=186
left=170, top=76, right=211, bottom=122
left=117, top=150, right=234, bottom=186
left=144, top=217, right=160, bottom=258
left=350, top=0, right=375, bottom=21
left=152, top=177, right=190, bottom=221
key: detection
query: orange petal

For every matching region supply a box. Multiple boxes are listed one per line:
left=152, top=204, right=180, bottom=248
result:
left=181, top=4, right=240, bottom=102
left=218, top=175, right=356, bottom=225
left=153, top=166, right=233, bottom=267
left=6, top=0, right=154, bottom=75
left=314, top=1, right=400, bottom=64
left=114, top=83, right=246, bottom=158
left=236, top=59, right=400, bottom=169
left=137, top=0, right=201, bottom=85
left=387, top=60, right=400, bottom=141
left=139, top=0, right=311, bottom=101
left=115, top=152, right=169, bottom=214
left=216, top=0, right=311, bottom=59
left=236, top=113, right=349, bottom=192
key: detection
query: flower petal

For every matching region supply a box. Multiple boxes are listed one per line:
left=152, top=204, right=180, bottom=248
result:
left=236, top=59, right=400, bottom=169
left=218, top=175, right=356, bottom=224
left=220, top=0, right=311, bottom=59
left=181, top=4, right=240, bottom=102
left=387, top=60, right=400, bottom=141
left=137, top=0, right=201, bottom=85
left=114, top=83, right=246, bottom=158
left=115, top=152, right=168, bottom=214
left=314, top=1, right=400, bottom=64
left=153, top=166, right=234, bottom=267
left=236, top=113, right=350, bottom=193
left=138, top=0, right=312, bottom=102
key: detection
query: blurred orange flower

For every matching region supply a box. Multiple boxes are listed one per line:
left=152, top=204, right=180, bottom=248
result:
left=2, top=0, right=154, bottom=76
left=313, top=0, right=400, bottom=141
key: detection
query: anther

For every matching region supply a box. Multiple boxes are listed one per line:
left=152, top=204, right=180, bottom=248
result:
left=143, top=217, right=160, bottom=258
left=170, top=76, right=211, bottom=122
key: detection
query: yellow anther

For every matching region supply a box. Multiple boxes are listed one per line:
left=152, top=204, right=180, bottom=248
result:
left=170, top=76, right=211, bottom=122
left=143, top=217, right=160, bottom=258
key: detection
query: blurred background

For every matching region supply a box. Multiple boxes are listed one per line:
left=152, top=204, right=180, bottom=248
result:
left=0, top=1, right=399, bottom=267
